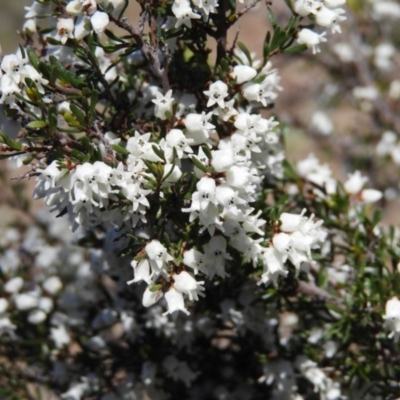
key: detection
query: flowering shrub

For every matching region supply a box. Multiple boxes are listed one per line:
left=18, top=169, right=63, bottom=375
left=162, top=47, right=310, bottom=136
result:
left=0, top=0, right=400, bottom=398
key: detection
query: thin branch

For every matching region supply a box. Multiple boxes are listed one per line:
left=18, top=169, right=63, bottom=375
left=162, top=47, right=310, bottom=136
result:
left=297, top=280, right=346, bottom=311
left=108, top=13, right=170, bottom=92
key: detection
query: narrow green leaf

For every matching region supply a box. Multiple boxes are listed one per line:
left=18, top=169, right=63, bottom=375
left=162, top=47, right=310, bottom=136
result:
left=111, top=144, right=129, bottom=156
left=149, top=284, right=163, bottom=292
left=267, top=7, right=278, bottom=28
left=0, top=132, right=23, bottom=150
left=27, top=120, right=48, bottom=129
left=48, top=106, right=58, bottom=133
left=70, top=104, right=86, bottom=126
left=283, top=44, right=307, bottom=54
left=27, top=47, right=40, bottom=69
left=152, top=144, right=165, bottom=161
left=201, top=145, right=212, bottom=160
left=89, top=90, right=99, bottom=123
left=236, top=42, right=252, bottom=66
left=191, top=156, right=207, bottom=173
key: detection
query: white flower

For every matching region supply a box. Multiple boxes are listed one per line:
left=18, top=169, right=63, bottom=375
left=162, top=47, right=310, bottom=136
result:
left=204, top=80, right=229, bottom=108
left=191, top=176, right=217, bottom=210
left=42, top=276, right=63, bottom=294
left=90, top=11, right=110, bottom=34
left=176, top=93, right=197, bottom=118
left=372, top=1, right=400, bottom=19
left=294, top=0, right=320, bottom=17
left=360, top=189, right=382, bottom=204
left=164, top=128, right=193, bottom=160
left=192, top=0, right=219, bottom=16
left=50, top=324, right=71, bottom=348
left=172, top=0, right=201, bottom=28
left=383, top=297, right=400, bottom=340
left=14, top=292, right=39, bottom=311
left=142, top=286, right=164, bottom=307
left=74, top=15, right=91, bottom=40
left=183, top=248, right=208, bottom=275
left=4, top=277, right=24, bottom=293
left=310, top=111, right=333, bottom=136
left=344, top=171, right=368, bottom=194
left=127, top=259, right=152, bottom=285
left=272, top=232, right=291, bottom=254
left=152, top=90, right=174, bottom=120
left=66, top=0, right=84, bottom=16
left=60, top=380, right=89, bottom=400
left=0, top=299, right=8, bottom=314
left=82, top=0, right=98, bottom=15
left=297, top=28, right=327, bottom=54
left=163, top=164, right=182, bottom=184
left=173, top=271, right=205, bottom=301
left=211, top=148, right=235, bottom=172
left=203, top=236, right=232, bottom=278
left=56, top=18, right=75, bottom=45
left=28, top=309, right=47, bottom=324
left=163, top=287, right=190, bottom=315
left=242, top=82, right=276, bottom=106
left=145, top=240, right=173, bottom=274
left=185, top=112, right=215, bottom=145
left=315, top=6, right=346, bottom=33
left=324, top=0, right=346, bottom=7
left=231, top=65, right=257, bottom=84
left=260, top=246, right=288, bottom=287
left=216, top=99, right=238, bottom=121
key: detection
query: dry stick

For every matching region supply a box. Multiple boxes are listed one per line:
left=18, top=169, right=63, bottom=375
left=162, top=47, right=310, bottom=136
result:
left=296, top=280, right=346, bottom=311
left=108, top=14, right=170, bottom=92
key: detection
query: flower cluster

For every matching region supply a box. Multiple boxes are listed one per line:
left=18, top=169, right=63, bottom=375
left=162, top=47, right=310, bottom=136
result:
left=4, top=0, right=400, bottom=398
left=295, top=0, right=347, bottom=53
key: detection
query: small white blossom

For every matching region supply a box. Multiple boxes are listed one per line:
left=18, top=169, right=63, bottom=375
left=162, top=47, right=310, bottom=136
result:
left=90, top=11, right=110, bottom=34
left=152, top=90, right=174, bottom=120
left=297, top=28, right=327, bottom=54
left=56, top=18, right=75, bottom=44
left=163, top=287, right=190, bottom=315
left=172, top=0, right=201, bottom=28
left=204, top=80, right=229, bottom=108
left=231, top=65, right=257, bottom=84
left=383, top=297, right=400, bottom=340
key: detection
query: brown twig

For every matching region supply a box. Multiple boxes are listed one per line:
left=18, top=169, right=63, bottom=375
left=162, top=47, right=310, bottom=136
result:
left=297, top=280, right=346, bottom=310
left=108, top=13, right=170, bottom=92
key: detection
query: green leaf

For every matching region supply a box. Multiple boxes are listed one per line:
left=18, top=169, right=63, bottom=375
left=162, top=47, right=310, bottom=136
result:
left=70, top=104, right=86, bottom=127
left=236, top=42, right=252, bottom=66
left=46, top=36, right=62, bottom=46
left=27, top=47, right=40, bottom=69
left=111, top=144, right=129, bottom=156
left=201, top=145, right=212, bottom=160
left=27, top=120, right=48, bottom=129
left=0, top=132, right=23, bottom=150
left=149, top=284, right=163, bottom=292
left=70, top=149, right=85, bottom=161
left=104, top=29, right=125, bottom=43
left=267, top=8, right=278, bottom=28
left=152, top=144, right=165, bottom=161
left=284, top=44, right=308, bottom=54
left=89, top=90, right=99, bottom=123
left=143, top=159, right=161, bottom=180
left=191, top=156, right=207, bottom=173
left=48, top=106, right=58, bottom=133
